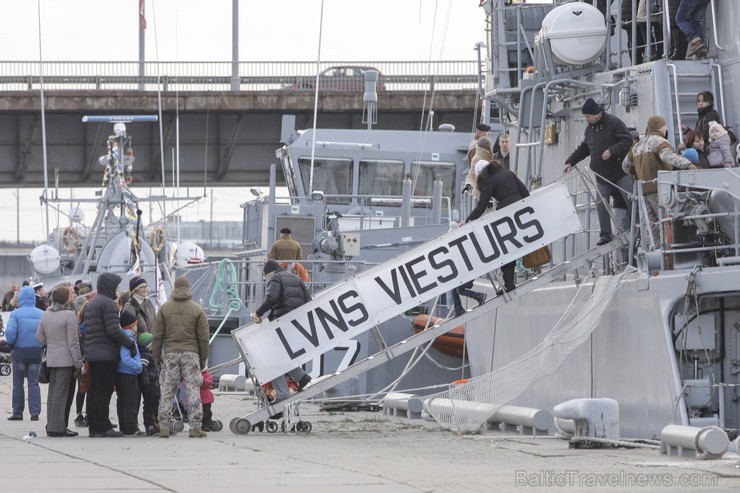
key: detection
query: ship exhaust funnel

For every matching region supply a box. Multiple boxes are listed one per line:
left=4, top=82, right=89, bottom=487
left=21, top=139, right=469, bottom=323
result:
left=362, top=70, right=379, bottom=130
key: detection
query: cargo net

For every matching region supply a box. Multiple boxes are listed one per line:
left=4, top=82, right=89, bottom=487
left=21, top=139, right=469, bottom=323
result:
left=423, top=268, right=635, bottom=431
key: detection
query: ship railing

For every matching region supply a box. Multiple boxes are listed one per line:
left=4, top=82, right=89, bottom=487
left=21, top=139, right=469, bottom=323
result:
left=187, top=256, right=380, bottom=318
left=290, top=192, right=453, bottom=227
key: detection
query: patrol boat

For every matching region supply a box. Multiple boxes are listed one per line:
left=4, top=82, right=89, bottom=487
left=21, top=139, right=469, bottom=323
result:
left=180, top=1, right=740, bottom=442
left=28, top=115, right=204, bottom=299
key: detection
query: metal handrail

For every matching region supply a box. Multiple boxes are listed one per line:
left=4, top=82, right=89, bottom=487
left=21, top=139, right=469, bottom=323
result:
left=0, top=60, right=477, bottom=92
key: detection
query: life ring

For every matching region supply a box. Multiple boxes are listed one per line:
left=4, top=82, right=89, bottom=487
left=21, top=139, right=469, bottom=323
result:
left=279, top=262, right=310, bottom=282
left=150, top=227, right=166, bottom=254
left=62, top=226, right=81, bottom=253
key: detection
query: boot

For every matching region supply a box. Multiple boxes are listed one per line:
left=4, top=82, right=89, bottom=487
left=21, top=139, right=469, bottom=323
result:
left=189, top=427, right=207, bottom=438
left=297, top=374, right=312, bottom=391
left=473, top=292, right=487, bottom=307
left=454, top=305, right=465, bottom=317
left=159, top=426, right=170, bottom=438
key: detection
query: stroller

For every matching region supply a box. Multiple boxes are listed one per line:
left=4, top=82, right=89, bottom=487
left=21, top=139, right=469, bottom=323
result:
left=169, top=382, right=223, bottom=432
left=0, top=340, right=11, bottom=376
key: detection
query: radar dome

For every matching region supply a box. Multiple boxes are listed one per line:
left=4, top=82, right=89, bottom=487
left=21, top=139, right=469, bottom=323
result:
left=30, top=245, right=61, bottom=275
left=174, top=242, right=205, bottom=268
left=537, top=2, right=607, bottom=66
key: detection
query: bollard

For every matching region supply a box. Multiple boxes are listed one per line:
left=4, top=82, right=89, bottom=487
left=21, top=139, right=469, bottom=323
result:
left=660, top=424, right=728, bottom=458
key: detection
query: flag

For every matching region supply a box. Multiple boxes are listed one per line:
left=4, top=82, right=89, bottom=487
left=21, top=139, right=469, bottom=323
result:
left=156, top=263, right=168, bottom=308
left=140, top=0, right=147, bottom=29
left=127, top=253, right=141, bottom=279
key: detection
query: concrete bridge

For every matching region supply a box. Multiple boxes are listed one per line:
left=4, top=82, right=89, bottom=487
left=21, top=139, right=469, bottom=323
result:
left=0, top=61, right=478, bottom=188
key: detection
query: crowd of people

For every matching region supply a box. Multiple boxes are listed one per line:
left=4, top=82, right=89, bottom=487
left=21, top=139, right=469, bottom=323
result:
left=460, top=87, right=735, bottom=298
left=3, top=274, right=214, bottom=438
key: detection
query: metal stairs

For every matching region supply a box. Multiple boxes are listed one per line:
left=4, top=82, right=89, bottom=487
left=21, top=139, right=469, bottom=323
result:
left=665, top=60, right=716, bottom=145
left=228, top=233, right=629, bottom=432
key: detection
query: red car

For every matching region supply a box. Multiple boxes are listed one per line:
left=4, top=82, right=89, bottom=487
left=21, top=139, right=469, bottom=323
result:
left=286, top=65, right=386, bottom=92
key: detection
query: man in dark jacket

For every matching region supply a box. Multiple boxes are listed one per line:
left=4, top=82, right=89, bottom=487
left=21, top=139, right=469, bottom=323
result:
left=466, top=160, right=530, bottom=293
left=84, top=272, right=135, bottom=438
left=251, top=260, right=312, bottom=403
left=153, top=276, right=210, bottom=438
left=564, top=98, right=634, bottom=246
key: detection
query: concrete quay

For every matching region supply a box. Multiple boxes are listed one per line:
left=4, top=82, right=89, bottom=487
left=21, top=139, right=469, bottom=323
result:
left=1, top=375, right=740, bottom=492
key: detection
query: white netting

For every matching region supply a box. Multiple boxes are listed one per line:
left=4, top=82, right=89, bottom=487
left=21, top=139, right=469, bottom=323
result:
left=424, top=268, right=636, bottom=431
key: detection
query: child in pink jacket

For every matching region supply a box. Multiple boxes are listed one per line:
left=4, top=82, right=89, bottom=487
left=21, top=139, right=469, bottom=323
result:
left=200, top=370, right=216, bottom=431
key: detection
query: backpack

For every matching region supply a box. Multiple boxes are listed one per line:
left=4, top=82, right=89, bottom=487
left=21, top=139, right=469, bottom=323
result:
left=724, top=126, right=737, bottom=145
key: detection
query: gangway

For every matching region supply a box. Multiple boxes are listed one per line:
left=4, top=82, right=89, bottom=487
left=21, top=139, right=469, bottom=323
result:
left=227, top=231, right=629, bottom=433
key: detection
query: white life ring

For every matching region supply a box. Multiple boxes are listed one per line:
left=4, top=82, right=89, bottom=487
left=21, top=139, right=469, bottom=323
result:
left=62, top=226, right=81, bottom=253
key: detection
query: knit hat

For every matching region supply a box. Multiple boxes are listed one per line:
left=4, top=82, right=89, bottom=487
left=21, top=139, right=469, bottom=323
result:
left=129, top=276, right=147, bottom=292
left=137, top=332, right=153, bottom=348
left=280, top=227, right=292, bottom=235
left=682, top=148, right=699, bottom=164
left=120, top=310, right=138, bottom=329
left=707, top=121, right=726, bottom=137
left=173, top=276, right=190, bottom=289
left=474, top=159, right=490, bottom=177
left=263, top=259, right=281, bottom=274
left=646, top=115, right=667, bottom=134
left=581, top=98, right=602, bottom=115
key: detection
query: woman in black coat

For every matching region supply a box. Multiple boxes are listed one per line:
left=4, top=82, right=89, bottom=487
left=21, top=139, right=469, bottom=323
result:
left=465, top=159, right=529, bottom=292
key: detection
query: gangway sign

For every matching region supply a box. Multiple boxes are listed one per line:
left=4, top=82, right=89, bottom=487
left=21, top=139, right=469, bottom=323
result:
left=232, top=182, right=581, bottom=384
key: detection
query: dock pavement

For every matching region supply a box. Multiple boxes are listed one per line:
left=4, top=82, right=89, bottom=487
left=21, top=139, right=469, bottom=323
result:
left=2, top=374, right=740, bottom=492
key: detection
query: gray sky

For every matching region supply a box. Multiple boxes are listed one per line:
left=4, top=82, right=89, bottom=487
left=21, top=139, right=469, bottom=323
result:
left=0, top=1, right=555, bottom=243
left=1, top=0, right=487, bottom=62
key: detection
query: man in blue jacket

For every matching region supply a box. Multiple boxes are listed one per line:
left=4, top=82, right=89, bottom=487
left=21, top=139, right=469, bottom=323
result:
left=5, top=285, right=44, bottom=420
left=84, top=272, right=136, bottom=438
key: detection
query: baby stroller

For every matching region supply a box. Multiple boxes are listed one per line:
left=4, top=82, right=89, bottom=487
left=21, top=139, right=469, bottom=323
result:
left=169, top=382, right=223, bottom=432
left=0, top=340, right=11, bottom=376
left=248, top=375, right=311, bottom=434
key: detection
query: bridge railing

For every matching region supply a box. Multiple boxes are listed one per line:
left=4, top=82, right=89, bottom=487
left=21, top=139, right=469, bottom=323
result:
left=0, top=61, right=477, bottom=92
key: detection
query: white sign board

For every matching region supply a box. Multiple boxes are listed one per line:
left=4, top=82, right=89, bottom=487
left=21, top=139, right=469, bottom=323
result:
left=233, top=183, right=581, bottom=383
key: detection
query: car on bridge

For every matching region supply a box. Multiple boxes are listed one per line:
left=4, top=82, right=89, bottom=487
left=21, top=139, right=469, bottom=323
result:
left=284, top=65, right=386, bottom=92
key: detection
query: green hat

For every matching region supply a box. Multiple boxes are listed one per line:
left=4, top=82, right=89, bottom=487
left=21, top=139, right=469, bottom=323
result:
left=138, top=332, right=153, bottom=347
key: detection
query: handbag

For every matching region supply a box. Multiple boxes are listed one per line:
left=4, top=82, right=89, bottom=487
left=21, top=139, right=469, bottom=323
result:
left=78, top=362, right=90, bottom=393
left=522, top=245, right=552, bottom=269
left=38, top=349, right=50, bottom=384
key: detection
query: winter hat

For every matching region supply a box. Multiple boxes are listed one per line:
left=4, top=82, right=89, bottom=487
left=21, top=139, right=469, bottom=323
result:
left=137, top=332, right=153, bottom=348
left=474, top=159, right=490, bottom=177
left=646, top=115, right=667, bottom=134
left=129, top=276, right=147, bottom=292
left=581, top=98, right=602, bottom=115
left=682, top=148, right=700, bottom=164
left=120, top=310, right=138, bottom=330
left=707, top=121, right=726, bottom=137
left=280, top=227, right=292, bottom=235
left=263, top=259, right=280, bottom=275
left=173, top=276, right=190, bottom=289
left=476, top=123, right=491, bottom=132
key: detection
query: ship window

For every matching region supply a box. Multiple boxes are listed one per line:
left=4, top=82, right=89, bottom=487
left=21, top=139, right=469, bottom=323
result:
left=297, top=157, right=352, bottom=204
left=358, top=159, right=405, bottom=197
left=410, top=161, right=456, bottom=205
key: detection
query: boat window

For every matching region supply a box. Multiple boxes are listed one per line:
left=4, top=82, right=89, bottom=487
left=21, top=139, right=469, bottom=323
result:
left=358, top=159, right=405, bottom=197
left=410, top=161, right=456, bottom=204
left=297, top=157, right=352, bottom=204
